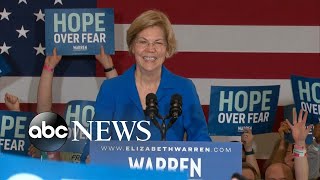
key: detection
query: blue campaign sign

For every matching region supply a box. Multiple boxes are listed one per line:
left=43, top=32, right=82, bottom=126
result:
left=291, top=75, right=320, bottom=125
left=0, top=154, right=186, bottom=179
left=90, top=141, right=242, bottom=180
left=45, top=8, right=115, bottom=56
left=0, top=55, right=11, bottom=76
left=283, top=104, right=313, bottom=145
left=0, top=111, right=35, bottom=156
left=59, top=100, right=95, bottom=153
left=208, top=85, right=280, bottom=136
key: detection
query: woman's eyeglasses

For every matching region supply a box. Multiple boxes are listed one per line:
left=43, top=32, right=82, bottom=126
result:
left=135, top=38, right=167, bottom=50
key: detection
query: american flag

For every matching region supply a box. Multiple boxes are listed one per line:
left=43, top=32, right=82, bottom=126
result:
left=0, top=0, right=319, bottom=160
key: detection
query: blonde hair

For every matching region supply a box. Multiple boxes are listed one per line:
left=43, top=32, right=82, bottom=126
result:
left=126, top=10, right=177, bottom=58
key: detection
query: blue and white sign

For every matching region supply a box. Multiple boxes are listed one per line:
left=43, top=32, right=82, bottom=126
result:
left=90, top=141, right=242, bottom=180
left=291, top=75, right=320, bottom=125
left=45, top=8, right=115, bottom=55
left=208, top=85, right=280, bottom=136
left=0, top=111, right=35, bottom=156
left=0, top=154, right=185, bottom=179
left=0, top=55, right=11, bottom=76
left=59, top=100, right=95, bottom=153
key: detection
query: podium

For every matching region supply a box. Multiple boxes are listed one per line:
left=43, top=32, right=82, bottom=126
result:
left=90, top=141, right=242, bottom=179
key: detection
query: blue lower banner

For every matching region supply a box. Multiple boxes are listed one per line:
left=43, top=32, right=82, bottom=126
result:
left=90, top=141, right=242, bottom=180
left=0, top=153, right=186, bottom=179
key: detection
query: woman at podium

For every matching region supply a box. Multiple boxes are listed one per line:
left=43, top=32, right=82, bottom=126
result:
left=81, top=9, right=211, bottom=163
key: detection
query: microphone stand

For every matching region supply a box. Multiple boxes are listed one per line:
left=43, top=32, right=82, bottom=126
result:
left=160, top=117, right=166, bottom=141
left=157, top=114, right=168, bottom=141
left=149, top=114, right=177, bottom=141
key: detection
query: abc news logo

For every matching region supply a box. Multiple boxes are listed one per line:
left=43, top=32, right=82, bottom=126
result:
left=28, top=112, right=152, bottom=151
left=28, top=112, right=68, bottom=151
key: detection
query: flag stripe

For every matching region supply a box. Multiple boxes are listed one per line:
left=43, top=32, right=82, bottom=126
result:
left=98, top=0, right=320, bottom=25
left=97, top=52, right=320, bottom=79
left=0, top=77, right=294, bottom=105
left=114, top=24, right=320, bottom=53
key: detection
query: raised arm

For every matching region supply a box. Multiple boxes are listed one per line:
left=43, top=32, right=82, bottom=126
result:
left=286, top=109, right=312, bottom=180
left=241, top=128, right=260, bottom=178
left=31, top=48, right=61, bottom=159
left=271, top=121, right=291, bottom=164
left=95, top=46, right=118, bottom=79
left=37, top=48, right=61, bottom=114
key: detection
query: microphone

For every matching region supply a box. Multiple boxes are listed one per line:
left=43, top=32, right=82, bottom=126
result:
left=167, top=94, right=182, bottom=129
left=145, top=93, right=161, bottom=132
left=169, top=94, right=182, bottom=119
left=145, top=93, right=159, bottom=120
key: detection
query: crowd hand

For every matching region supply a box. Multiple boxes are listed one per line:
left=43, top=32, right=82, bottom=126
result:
left=4, top=93, right=20, bottom=111
left=278, top=121, right=291, bottom=139
left=241, top=128, right=253, bottom=151
left=28, top=144, right=41, bottom=158
left=285, top=109, right=312, bottom=146
left=45, top=48, right=62, bottom=69
left=95, top=46, right=113, bottom=69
